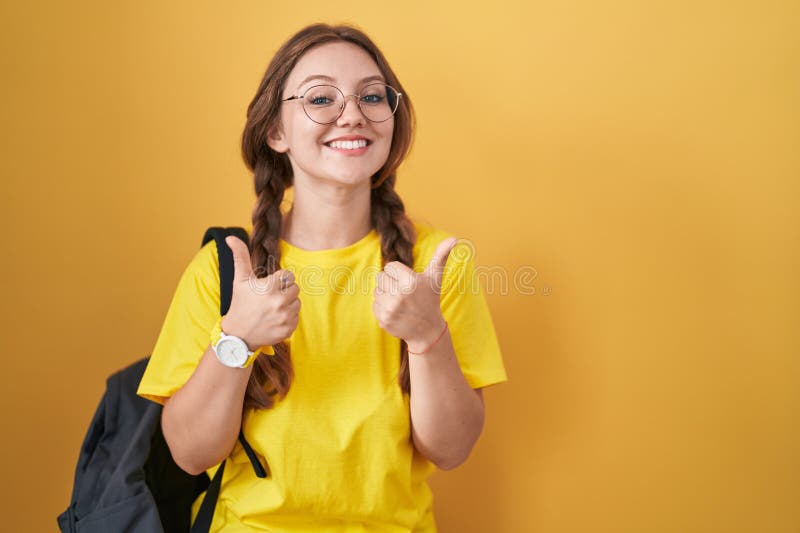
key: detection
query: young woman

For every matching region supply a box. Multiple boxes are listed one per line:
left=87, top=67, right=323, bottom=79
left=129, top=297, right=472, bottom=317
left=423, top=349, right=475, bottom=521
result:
left=138, top=22, right=507, bottom=532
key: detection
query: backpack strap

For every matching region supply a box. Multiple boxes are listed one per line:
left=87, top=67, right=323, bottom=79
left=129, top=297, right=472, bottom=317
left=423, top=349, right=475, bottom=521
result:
left=190, top=461, right=225, bottom=533
left=201, top=226, right=268, bottom=472
left=191, top=227, right=269, bottom=533
left=239, top=427, right=269, bottom=478
left=192, top=431, right=270, bottom=532
left=202, top=226, right=251, bottom=316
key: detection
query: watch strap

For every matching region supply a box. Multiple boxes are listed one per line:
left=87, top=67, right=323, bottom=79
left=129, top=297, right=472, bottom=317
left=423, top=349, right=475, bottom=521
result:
left=210, top=316, right=275, bottom=368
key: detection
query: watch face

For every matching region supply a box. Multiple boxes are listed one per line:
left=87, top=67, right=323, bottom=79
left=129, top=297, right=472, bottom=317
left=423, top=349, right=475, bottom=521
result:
left=217, top=337, right=247, bottom=367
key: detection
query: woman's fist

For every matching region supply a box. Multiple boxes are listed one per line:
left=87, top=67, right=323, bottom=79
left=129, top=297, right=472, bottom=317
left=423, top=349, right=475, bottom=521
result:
left=220, top=236, right=300, bottom=349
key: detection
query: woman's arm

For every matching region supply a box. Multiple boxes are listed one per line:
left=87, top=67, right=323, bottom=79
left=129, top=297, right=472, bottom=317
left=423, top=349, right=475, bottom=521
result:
left=161, top=237, right=300, bottom=475
left=373, top=237, right=488, bottom=470
left=161, top=337, right=254, bottom=475
left=407, top=319, right=486, bottom=470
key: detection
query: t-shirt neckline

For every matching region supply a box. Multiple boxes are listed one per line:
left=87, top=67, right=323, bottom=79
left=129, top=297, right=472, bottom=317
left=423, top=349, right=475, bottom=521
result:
left=279, top=228, right=380, bottom=266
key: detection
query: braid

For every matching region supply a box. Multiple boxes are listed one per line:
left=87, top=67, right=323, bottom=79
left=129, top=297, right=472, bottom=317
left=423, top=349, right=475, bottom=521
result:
left=238, top=22, right=418, bottom=404
left=371, top=174, right=417, bottom=394
left=242, top=151, right=294, bottom=411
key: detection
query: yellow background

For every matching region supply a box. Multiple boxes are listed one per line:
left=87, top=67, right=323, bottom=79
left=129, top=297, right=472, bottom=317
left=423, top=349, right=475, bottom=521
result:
left=1, top=1, right=797, bottom=531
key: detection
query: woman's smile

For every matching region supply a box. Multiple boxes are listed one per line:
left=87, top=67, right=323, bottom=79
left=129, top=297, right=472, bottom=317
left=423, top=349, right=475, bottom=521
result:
left=323, top=136, right=373, bottom=156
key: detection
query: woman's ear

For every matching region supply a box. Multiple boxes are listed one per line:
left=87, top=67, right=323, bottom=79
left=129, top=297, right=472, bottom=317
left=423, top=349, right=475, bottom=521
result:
left=267, top=125, right=289, bottom=153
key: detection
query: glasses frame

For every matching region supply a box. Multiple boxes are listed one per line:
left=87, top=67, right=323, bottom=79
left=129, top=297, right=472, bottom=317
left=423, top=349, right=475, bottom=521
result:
left=282, top=82, right=403, bottom=124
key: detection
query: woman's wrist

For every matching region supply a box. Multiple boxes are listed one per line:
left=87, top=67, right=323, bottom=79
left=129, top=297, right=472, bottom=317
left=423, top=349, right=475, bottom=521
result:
left=407, top=318, right=449, bottom=355
left=219, top=315, right=257, bottom=351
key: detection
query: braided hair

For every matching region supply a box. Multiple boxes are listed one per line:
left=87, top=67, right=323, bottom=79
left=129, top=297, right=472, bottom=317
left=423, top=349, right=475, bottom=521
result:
left=240, top=23, right=417, bottom=410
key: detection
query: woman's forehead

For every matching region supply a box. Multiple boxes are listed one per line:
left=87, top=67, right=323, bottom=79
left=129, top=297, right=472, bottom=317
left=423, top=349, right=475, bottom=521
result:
left=288, top=42, right=383, bottom=88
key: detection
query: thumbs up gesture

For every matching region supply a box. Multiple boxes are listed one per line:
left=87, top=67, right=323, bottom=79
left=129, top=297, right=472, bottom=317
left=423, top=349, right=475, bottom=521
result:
left=220, top=236, right=301, bottom=350
left=372, top=237, right=459, bottom=352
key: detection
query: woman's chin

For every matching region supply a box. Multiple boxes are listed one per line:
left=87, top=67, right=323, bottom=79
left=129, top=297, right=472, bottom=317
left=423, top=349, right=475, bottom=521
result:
left=323, top=170, right=379, bottom=187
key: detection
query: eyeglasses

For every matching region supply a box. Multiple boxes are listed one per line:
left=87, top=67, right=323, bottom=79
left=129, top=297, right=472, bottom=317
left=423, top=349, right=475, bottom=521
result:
left=282, top=83, right=402, bottom=124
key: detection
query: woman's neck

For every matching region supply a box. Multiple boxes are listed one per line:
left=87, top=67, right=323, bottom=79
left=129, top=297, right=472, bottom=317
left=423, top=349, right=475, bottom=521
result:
left=281, top=185, right=373, bottom=251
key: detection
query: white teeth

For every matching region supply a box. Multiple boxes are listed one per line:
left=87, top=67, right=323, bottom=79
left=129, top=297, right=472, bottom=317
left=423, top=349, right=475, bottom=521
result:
left=327, top=139, right=368, bottom=150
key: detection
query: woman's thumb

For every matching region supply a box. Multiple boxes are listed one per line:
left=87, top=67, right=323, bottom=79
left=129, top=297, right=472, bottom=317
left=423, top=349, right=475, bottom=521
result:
left=225, top=236, right=254, bottom=281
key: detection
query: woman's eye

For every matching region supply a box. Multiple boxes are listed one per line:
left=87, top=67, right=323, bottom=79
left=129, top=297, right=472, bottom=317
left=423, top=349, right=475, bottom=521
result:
left=362, top=94, right=384, bottom=104
left=310, top=97, right=333, bottom=105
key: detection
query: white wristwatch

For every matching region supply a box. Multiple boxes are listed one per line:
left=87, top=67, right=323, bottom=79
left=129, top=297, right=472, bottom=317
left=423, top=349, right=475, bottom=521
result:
left=210, top=317, right=274, bottom=368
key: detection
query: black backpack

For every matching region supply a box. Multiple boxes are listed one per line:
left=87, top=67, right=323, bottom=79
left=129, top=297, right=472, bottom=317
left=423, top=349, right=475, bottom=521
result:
left=58, top=227, right=268, bottom=533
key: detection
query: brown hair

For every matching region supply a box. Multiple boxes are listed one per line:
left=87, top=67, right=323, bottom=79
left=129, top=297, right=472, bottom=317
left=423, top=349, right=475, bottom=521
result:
left=240, top=23, right=417, bottom=410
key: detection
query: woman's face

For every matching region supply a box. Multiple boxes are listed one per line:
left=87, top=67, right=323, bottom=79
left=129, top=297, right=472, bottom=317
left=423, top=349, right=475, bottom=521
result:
left=268, top=41, right=395, bottom=188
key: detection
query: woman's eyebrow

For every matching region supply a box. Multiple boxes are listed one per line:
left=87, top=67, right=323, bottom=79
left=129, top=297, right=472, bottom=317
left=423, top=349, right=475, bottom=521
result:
left=297, top=74, right=386, bottom=88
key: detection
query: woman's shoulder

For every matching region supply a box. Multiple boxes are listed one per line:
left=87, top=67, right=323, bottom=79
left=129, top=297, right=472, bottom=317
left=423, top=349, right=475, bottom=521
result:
left=180, top=238, right=221, bottom=291
left=411, top=218, right=452, bottom=240
left=410, top=217, right=458, bottom=270
left=189, top=225, right=254, bottom=281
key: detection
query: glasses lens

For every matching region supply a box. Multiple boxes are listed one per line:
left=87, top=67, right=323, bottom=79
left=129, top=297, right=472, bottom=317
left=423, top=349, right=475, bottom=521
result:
left=302, top=85, right=344, bottom=124
left=359, top=83, right=400, bottom=122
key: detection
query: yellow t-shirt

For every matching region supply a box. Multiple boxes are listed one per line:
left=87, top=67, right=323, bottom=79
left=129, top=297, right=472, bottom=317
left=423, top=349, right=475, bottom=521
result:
left=137, top=220, right=508, bottom=532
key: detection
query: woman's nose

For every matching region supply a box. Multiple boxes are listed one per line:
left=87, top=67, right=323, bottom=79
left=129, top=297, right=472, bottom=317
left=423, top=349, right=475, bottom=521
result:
left=336, top=95, right=366, bottom=126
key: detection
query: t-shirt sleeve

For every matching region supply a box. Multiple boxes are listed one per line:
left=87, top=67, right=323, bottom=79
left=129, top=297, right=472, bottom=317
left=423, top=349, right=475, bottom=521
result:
left=137, top=240, right=222, bottom=405
left=437, top=236, right=509, bottom=389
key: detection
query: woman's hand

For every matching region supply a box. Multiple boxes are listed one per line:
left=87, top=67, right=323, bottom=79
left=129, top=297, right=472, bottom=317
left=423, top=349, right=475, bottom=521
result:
left=221, top=236, right=300, bottom=350
left=372, top=237, right=458, bottom=352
